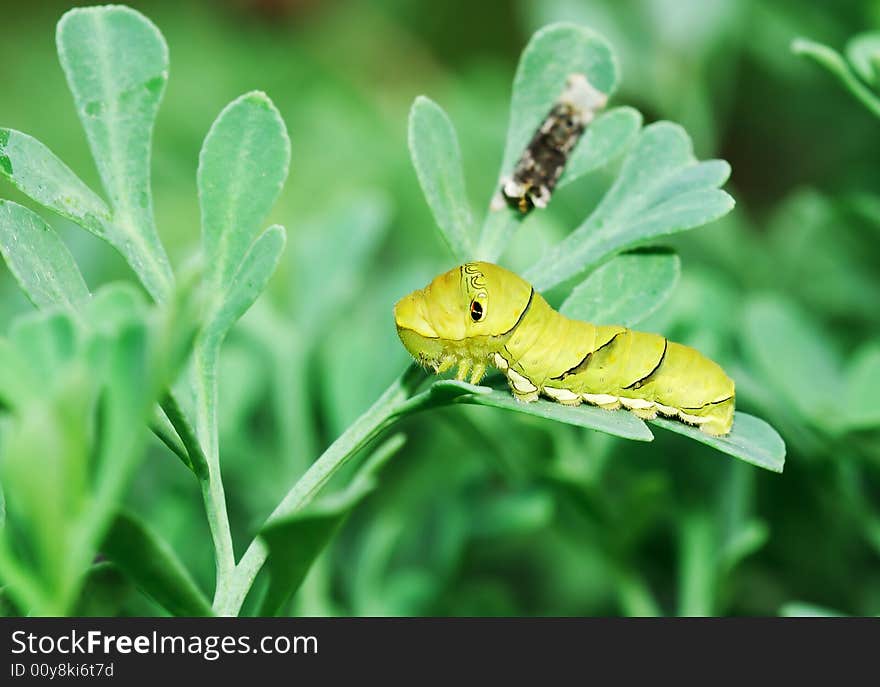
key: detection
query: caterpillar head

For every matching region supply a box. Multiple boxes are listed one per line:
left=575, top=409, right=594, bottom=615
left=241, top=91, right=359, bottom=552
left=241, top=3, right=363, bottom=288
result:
left=394, top=261, right=533, bottom=370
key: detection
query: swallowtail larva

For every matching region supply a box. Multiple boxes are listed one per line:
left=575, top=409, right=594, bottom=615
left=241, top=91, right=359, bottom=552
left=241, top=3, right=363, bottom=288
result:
left=495, top=74, right=608, bottom=214
left=395, top=262, right=735, bottom=436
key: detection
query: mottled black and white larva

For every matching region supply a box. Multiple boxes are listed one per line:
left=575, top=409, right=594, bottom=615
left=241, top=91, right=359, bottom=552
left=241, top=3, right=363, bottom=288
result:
left=496, top=74, right=608, bottom=214
left=394, top=262, right=735, bottom=436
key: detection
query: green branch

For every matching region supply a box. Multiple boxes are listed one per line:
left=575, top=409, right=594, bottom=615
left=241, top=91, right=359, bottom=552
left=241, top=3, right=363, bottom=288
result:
left=214, top=365, right=426, bottom=616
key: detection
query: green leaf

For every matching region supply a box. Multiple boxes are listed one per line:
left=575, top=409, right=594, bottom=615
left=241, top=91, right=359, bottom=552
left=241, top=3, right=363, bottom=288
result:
left=205, top=225, right=286, bottom=345
left=101, top=511, right=213, bottom=617
left=479, top=22, right=619, bottom=260
left=82, top=283, right=148, bottom=336
left=9, top=311, right=81, bottom=393
left=258, top=434, right=406, bottom=616
left=525, top=123, right=733, bottom=291
left=188, top=216, right=283, bottom=535
left=71, top=562, right=132, bottom=617
left=0, top=200, right=91, bottom=312
left=92, top=321, right=163, bottom=509
left=57, top=6, right=174, bottom=301
left=428, top=379, right=494, bottom=402
left=0, top=312, right=95, bottom=613
left=650, top=412, right=786, bottom=473
left=452, top=384, right=654, bottom=442
left=158, top=394, right=208, bottom=479
left=560, top=249, right=680, bottom=327
left=792, top=37, right=880, bottom=117
left=408, top=376, right=655, bottom=457
left=408, top=97, right=474, bottom=261
left=0, top=129, right=112, bottom=236
left=558, top=106, right=643, bottom=188
left=846, top=32, right=880, bottom=86
left=718, top=519, right=769, bottom=574
left=842, top=343, right=880, bottom=430
left=149, top=405, right=193, bottom=472
left=199, top=91, right=291, bottom=292
left=741, top=296, right=842, bottom=426
left=82, top=306, right=185, bottom=565
left=193, top=93, right=290, bottom=582
left=0, top=333, right=54, bottom=408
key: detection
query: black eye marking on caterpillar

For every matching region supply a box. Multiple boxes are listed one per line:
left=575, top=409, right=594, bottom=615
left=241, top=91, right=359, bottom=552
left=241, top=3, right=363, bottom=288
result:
left=470, top=299, right=485, bottom=321
left=494, top=73, right=608, bottom=215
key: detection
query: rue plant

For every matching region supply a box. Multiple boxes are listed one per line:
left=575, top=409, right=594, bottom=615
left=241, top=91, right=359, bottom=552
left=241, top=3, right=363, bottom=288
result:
left=0, top=6, right=783, bottom=616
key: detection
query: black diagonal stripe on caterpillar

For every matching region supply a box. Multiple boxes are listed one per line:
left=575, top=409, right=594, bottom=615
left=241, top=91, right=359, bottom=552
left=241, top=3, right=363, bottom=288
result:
left=394, top=262, right=735, bottom=436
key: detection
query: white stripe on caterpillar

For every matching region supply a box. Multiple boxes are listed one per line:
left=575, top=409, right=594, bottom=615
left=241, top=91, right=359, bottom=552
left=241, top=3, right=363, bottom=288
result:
left=542, top=386, right=581, bottom=404
left=507, top=368, right=538, bottom=394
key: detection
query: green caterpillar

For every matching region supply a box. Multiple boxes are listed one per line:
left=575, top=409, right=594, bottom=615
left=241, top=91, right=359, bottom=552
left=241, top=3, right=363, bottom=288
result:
left=394, top=261, right=735, bottom=436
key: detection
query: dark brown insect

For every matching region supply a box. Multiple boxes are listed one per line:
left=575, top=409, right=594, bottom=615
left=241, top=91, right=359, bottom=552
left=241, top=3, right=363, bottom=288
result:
left=497, top=74, right=608, bottom=214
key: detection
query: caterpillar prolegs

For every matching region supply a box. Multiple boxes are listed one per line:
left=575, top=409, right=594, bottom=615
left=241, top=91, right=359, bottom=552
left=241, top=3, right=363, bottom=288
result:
left=394, top=262, right=735, bottom=436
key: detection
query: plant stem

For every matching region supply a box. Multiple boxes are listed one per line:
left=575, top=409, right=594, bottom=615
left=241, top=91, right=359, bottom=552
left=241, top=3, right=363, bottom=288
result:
left=792, top=38, right=880, bottom=118
left=159, top=394, right=209, bottom=479
left=214, top=365, right=424, bottom=616
left=192, top=343, right=237, bottom=606
left=677, top=512, right=716, bottom=617
left=150, top=411, right=190, bottom=467
left=617, top=571, right=661, bottom=617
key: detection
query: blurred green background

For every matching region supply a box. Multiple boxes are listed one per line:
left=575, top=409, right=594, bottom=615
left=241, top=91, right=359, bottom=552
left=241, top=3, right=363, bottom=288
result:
left=1, top=0, right=879, bottom=616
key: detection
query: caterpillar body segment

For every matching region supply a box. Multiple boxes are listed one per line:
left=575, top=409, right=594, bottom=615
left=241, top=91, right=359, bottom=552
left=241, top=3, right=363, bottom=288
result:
left=394, top=262, right=735, bottom=436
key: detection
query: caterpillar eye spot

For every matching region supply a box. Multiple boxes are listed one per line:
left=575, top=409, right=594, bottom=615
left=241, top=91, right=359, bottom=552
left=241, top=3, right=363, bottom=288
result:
left=470, top=300, right=485, bottom=322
